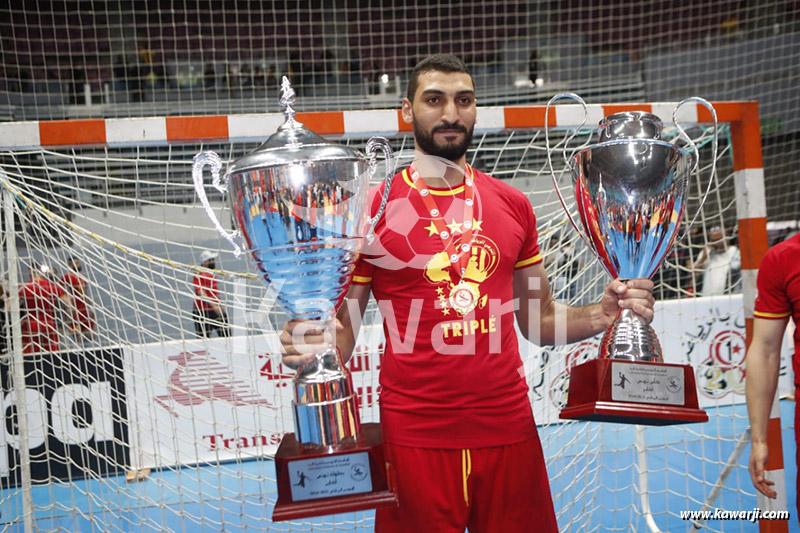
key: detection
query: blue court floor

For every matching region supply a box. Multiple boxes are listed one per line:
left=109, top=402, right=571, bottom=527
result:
left=0, top=403, right=796, bottom=532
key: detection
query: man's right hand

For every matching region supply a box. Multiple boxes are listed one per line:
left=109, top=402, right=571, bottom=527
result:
left=279, top=319, right=344, bottom=370
left=749, top=441, right=778, bottom=499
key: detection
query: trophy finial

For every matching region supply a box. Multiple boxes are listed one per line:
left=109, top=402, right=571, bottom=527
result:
left=280, top=76, right=297, bottom=122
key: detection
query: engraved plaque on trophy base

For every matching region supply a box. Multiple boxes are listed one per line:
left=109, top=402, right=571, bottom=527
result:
left=559, top=359, right=708, bottom=426
left=272, top=423, right=398, bottom=521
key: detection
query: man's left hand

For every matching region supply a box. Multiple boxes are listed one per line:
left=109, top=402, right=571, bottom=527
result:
left=599, top=278, right=656, bottom=329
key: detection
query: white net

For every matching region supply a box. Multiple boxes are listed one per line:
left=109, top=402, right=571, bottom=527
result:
left=0, top=102, right=781, bottom=531
left=1, top=0, right=798, bottom=226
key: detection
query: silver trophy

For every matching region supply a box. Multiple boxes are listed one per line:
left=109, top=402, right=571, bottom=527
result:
left=193, top=77, right=393, bottom=446
left=193, top=78, right=398, bottom=518
left=545, top=94, right=716, bottom=424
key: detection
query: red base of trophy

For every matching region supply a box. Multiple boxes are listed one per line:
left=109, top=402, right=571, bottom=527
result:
left=272, top=423, right=398, bottom=521
left=559, top=358, right=708, bottom=426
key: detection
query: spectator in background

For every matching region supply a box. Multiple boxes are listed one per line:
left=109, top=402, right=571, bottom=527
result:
left=113, top=56, right=129, bottom=94
left=129, top=54, right=144, bottom=103
left=239, top=63, right=252, bottom=88
left=253, top=64, right=265, bottom=87
left=69, top=66, right=85, bottom=105
left=203, top=63, right=217, bottom=90
left=130, top=43, right=162, bottom=101
left=61, top=256, right=95, bottom=343
left=20, top=263, right=71, bottom=353
left=192, top=251, right=229, bottom=338
left=528, top=49, right=539, bottom=85
left=691, top=226, right=741, bottom=296
left=226, top=63, right=240, bottom=91
left=321, top=49, right=336, bottom=83
left=266, top=64, right=278, bottom=88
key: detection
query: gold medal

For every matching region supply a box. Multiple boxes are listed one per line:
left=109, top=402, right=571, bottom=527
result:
left=449, top=282, right=479, bottom=315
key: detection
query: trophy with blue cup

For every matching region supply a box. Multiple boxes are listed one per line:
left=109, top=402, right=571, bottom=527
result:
left=545, top=94, right=716, bottom=425
left=193, top=78, right=397, bottom=519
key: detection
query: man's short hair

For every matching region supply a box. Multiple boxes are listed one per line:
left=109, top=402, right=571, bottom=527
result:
left=406, top=54, right=472, bottom=102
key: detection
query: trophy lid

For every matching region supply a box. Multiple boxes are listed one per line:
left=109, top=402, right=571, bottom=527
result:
left=598, top=111, right=663, bottom=142
left=227, top=77, right=363, bottom=174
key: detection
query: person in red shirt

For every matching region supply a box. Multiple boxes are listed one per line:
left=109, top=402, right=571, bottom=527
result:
left=280, top=55, right=655, bottom=532
left=192, top=250, right=229, bottom=337
left=746, top=232, right=800, bottom=520
left=61, top=256, right=94, bottom=343
left=20, top=263, right=70, bottom=353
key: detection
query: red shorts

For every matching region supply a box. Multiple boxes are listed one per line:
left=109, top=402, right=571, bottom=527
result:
left=795, top=388, right=800, bottom=518
left=375, top=435, right=558, bottom=533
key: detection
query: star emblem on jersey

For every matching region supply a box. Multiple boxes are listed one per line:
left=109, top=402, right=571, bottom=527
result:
left=446, top=219, right=463, bottom=235
left=426, top=219, right=483, bottom=239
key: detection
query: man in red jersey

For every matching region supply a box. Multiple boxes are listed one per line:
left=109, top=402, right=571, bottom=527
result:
left=192, top=250, right=230, bottom=337
left=280, top=55, right=655, bottom=532
left=61, top=256, right=94, bottom=343
left=20, top=263, right=71, bottom=353
left=746, top=232, right=800, bottom=521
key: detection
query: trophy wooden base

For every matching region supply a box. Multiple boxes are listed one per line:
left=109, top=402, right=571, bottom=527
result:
left=559, top=358, right=708, bottom=426
left=272, top=423, right=398, bottom=521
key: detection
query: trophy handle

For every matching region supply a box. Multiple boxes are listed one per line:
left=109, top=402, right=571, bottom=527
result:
left=192, top=151, right=244, bottom=257
left=544, top=93, right=596, bottom=252
left=364, top=136, right=396, bottom=243
left=672, top=97, right=719, bottom=242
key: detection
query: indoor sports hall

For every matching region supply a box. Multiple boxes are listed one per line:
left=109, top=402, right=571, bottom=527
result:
left=0, top=1, right=798, bottom=531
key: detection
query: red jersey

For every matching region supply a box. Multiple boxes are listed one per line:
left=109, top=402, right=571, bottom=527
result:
left=754, top=233, right=800, bottom=384
left=353, top=166, right=542, bottom=449
left=62, top=271, right=94, bottom=331
left=193, top=271, right=219, bottom=311
left=61, top=272, right=87, bottom=312
left=20, top=277, right=66, bottom=326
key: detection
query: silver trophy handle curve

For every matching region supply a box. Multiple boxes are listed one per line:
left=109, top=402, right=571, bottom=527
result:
left=364, top=136, right=395, bottom=243
left=192, top=151, right=244, bottom=257
left=672, top=97, right=719, bottom=243
left=544, top=93, right=597, bottom=255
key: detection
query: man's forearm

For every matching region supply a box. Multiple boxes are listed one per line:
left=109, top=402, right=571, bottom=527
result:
left=335, top=305, right=358, bottom=364
left=537, top=300, right=609, bottom=346
left=563, top=301, right=609, bottom=343
left=334, top=286, right=371, bottom=363
left=746, top=346, right=781, bottom=443
left=746, top=318, right=788, bottom=444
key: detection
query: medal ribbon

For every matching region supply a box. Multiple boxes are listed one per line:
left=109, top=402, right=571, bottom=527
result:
left=409, top=163, right=476, bottom=287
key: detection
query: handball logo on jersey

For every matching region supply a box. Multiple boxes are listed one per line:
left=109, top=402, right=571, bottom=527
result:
left=360, top=153, right=486, bottom=271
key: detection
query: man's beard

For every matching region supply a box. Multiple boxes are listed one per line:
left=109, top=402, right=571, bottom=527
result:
left=413, top=120, right=474, bottom=162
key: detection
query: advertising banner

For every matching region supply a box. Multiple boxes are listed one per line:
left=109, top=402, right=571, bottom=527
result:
left=0, top=347, right=129, bottom=487
left=126, top=294, right=793, bottom=468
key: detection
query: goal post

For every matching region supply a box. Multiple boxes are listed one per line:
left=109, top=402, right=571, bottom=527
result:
left=0, top=101, right=786, bottom=532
